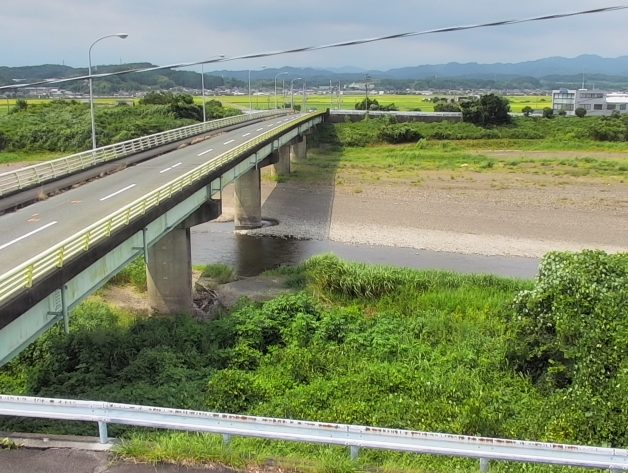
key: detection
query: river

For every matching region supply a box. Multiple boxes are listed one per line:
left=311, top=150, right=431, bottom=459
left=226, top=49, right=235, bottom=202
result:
left=190, top=222, right=539, bottom=279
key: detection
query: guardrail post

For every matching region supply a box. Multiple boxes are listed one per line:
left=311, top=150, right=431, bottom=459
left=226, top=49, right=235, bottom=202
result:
left=61, top=285, right=69, bottom=334
left=350, top=446, right=360, bottom=460
left=222, top=434, right=232, bottom=446
left=98, top=421, right=108, bottom=444
left=480, top=458, right=490, bottom=472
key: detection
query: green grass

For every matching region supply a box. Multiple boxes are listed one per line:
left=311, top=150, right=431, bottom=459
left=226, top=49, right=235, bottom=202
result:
left=293, top=142, right=628, bottom=186
left=0, top=150, right=64, bottom=165
left=116, top=432, right=589, bottom=473
left=200, top=263, right=237, bottom=284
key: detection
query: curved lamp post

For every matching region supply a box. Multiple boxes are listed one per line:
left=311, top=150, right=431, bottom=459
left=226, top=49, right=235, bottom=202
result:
left=88, top=33, right=128, bottom=150
left=290, top=77, right=302, bottom=111
left=274, top=72, right=288, bottom=109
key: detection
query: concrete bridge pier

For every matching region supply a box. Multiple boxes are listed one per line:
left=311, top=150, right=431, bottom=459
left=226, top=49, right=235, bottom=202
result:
left=271, top=145, right=291, bottom=178
left=290, top=135, right=307, bottom=162
left=234, top=167, right=262, bottom=230
left=147, top=200, right=221, bottom=315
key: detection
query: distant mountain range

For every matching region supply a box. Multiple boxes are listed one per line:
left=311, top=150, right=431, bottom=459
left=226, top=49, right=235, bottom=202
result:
left=211, top=55, right=628, bottom=83
left=2, top=55, right=628, bottom=92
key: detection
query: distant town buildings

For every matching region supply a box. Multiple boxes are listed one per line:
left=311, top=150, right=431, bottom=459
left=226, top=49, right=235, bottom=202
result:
left=552, top=89, right=628, bottom=116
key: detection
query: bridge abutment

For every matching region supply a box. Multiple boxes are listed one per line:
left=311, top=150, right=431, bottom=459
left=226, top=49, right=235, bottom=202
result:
left=147, top=200, right=221, bottom=315
left=234, top=167, right=262, bottom=229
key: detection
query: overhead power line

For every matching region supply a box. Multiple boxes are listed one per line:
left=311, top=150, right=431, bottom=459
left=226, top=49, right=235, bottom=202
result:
left=1, top=5, right=627, bottom=91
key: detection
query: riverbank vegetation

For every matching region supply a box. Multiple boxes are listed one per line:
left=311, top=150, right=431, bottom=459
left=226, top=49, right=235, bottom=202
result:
left=327, top=115, right=628, bottom=147
left=0, top=94, right=239, bottom=155
left=0, top=251, right=626, bottom=472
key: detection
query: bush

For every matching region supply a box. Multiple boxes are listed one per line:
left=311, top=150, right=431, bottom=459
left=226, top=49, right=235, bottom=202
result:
left=542, top=107, right=554, bottom=119
left=378, top=124, right=423, bottom=144
left=508, top=250, right=628, bottom=445
left=575, top=107, right=587, bottom=118
left=589, top=116, right=628, bottom=141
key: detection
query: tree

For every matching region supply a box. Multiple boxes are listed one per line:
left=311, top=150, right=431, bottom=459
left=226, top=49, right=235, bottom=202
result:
left=459, top=94, right=511, bottom=126
left=10, top=98, right=28, bottom=114
left=355, top=97, right=379, bottom=110
left=521, top=106, right=533, bottom=117
left=434, top=102, right=461, bottom=113
left=542, top=107, right=554, bottom=119
left=575, top=107, right=587, bottom=118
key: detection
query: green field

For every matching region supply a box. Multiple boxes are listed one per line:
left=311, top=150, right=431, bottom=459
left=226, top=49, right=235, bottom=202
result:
left=0, top=94, right=552, bottom=115
left=206, top=94, right=552, bottom=113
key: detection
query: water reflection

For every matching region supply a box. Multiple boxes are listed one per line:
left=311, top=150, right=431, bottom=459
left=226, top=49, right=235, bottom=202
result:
left=190, top=222, right=539, bottom=279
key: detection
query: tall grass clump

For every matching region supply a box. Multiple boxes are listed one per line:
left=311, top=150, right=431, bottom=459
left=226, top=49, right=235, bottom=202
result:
left=200, top=263, right=237, bottom=284
left=108, top=257, right=147, bottom=292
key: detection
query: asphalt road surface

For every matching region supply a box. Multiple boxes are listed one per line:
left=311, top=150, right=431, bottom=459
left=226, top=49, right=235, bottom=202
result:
left=0, top=114, right=304, bottom=273
left=0, top=448, right=236, bottom=473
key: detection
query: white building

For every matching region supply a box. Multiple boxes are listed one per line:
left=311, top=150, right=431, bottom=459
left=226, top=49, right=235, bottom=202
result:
left=552, top=89, right=628, bottom=116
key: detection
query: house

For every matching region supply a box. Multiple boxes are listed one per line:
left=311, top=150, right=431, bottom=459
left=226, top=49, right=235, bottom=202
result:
left=552, top=89, right=628, bottom=116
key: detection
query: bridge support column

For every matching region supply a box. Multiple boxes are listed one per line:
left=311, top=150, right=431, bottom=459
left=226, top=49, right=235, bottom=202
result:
left=147, top=200, right=221, bottom=315
left=234, top=167, right=262, bottom=229
left=271, top=146, right=291, bottom=178
left=147, top=227, right=193, bottom=315
left=290, top=135, right=307, bottom=162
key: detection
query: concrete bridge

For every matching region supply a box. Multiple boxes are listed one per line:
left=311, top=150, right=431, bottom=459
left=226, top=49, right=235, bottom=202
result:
left=0, top=110, right=325, bottom=365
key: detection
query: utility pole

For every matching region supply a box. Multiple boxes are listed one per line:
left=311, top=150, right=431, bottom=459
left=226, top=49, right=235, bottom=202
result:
left=364, top=74, right=370, bottom=119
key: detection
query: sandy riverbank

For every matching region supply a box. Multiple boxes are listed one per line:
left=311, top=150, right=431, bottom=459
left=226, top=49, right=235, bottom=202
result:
left=213, top=164, right=627, bottom=258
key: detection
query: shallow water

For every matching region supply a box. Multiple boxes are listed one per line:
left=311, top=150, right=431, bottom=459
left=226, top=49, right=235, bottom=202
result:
left=191, top=222, right=539, bottom=279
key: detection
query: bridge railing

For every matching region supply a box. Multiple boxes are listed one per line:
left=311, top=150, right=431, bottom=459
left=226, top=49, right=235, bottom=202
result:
left=0, top=109, right=287, bottom=198
left=0, top=112, right=325, bottom=306
left=1, top=395, right=627, bottom=471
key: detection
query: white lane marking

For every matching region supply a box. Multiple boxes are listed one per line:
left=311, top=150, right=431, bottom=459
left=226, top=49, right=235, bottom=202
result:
left=0, top=221, right=58, bottom=251
left=198, top=148, right=214, bottom=156
left=242, top=132, right=251, bottom=137
left=100, top=184, right=136, bottom=201
left=159, top=162, right=182, bottom=174
left=224, top=139, right=235, bottom=145
left=256, top=127, right=264, bottom=131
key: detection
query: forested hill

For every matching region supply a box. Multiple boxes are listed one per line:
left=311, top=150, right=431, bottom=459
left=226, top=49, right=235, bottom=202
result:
left=3, top=54, right=628, bottom=92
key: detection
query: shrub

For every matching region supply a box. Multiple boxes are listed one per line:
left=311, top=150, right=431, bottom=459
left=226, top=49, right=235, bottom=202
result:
left=589, top=116, right=628, bottom=141
left=507, top=250, right=628, bottom=445
left=378, top=125, right=423, bottom=144
left=575, top=107, right=587, bottom=118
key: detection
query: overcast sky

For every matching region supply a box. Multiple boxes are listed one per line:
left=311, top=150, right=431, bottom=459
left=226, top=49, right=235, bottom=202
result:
left=3, top=1, right=628, bottom=71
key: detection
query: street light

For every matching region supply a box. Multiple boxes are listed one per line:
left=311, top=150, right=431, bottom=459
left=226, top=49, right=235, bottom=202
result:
left=201, top=55, right=225, bottom=122
left=290, top=77, right=302, bottom=111
left=274, top=72, right=288, bottom=109
left=248, top=65, right=267, bottom=111
left=88, top=33, right=128, bottom=150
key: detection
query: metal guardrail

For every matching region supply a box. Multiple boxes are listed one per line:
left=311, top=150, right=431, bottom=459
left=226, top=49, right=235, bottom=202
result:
left=0, top=110, right=286, bottom=198
left=0, top=112, right=324, bottom=306
left=0, top=395, right=627, bottom=471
